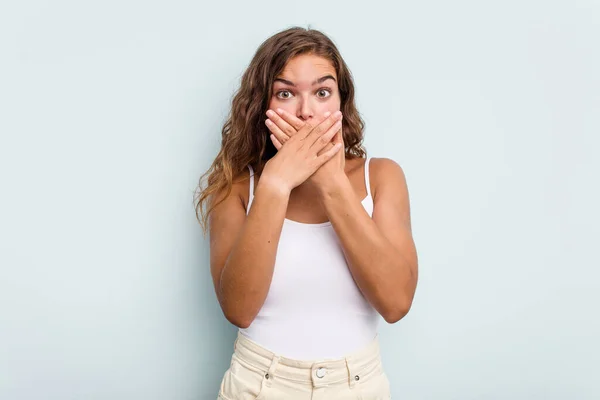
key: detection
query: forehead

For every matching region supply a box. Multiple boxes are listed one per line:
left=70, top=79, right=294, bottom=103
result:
left=277, top=54, right=337, bottom=83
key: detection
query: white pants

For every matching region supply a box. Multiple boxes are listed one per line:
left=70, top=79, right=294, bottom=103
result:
left=217, top=331, right=392, bottom=399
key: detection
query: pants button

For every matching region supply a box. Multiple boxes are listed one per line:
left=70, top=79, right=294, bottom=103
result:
left=316, top=367, right=326, bottom=378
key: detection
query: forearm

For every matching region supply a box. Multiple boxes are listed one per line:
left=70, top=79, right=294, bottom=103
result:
left=319, top=176, right=415, bottom=322
left=219, top=179, right=289, bottom=327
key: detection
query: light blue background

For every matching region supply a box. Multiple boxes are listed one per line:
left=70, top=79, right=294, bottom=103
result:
left=1, top=0, right=599, bottom=399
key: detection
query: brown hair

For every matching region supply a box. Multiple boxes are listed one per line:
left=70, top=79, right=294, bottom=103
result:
left=193, top=26, right=367, bottom=234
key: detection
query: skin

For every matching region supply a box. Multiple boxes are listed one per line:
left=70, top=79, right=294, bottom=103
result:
left=265, top=53, right=347, bottom=221
left=209, top=54, right=418, bottom=328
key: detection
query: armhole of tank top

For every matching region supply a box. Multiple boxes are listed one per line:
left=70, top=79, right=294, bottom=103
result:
left=364, top=157, right=372, bottom=199
left=247, top=165, right=255, bottom=215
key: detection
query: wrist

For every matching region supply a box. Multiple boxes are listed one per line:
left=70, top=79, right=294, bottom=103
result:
left=316, top=172, right=349, bottom=199
left=256, top=174, right=292, bottom=199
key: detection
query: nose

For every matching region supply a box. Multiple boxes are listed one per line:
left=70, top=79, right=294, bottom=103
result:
left=296, top=96, right=314, bottom=122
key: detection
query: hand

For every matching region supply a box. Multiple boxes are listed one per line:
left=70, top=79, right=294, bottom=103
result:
left=260, top=110, right=344, bottom=195
left=266, top=108, right=346, bottom=192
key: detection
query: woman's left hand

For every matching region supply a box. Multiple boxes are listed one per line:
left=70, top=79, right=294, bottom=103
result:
left=265, top=108, right=346, bottom=192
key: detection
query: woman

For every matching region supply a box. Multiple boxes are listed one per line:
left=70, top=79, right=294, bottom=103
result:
left=195, top=26, right=418, bottom=399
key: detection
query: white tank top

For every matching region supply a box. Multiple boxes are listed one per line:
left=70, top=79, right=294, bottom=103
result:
left=239, top=157, right=380, bottom=360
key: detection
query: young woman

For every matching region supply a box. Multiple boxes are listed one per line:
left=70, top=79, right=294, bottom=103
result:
left=195, top=26, right=418, bottom=400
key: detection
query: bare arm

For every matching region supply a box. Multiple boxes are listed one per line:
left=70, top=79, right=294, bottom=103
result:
left=209, top=112, right=344, bottom=328
left=318, top=158, right=418, bottom=323
left=209, top=174, right=289, bottom=328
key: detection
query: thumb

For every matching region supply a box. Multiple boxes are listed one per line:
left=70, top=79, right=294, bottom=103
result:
left=335, top=125, right=344, bottom=144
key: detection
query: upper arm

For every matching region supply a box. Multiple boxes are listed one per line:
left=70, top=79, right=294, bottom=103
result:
left=208, top=174, right=249, bottom=305
left=371, top=158, right=418, bottom=280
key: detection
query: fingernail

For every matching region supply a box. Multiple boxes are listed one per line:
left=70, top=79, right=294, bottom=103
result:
left=334, top=110, right=342, bottom=118
left=276, top=108, right=284, bottom=114
left=266, top=110, right=275, bottom=117
left=324, top=111, right=331, bottom=117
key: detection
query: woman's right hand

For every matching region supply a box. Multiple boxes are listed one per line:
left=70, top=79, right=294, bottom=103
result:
left=260, top=111, right=343, bottom=195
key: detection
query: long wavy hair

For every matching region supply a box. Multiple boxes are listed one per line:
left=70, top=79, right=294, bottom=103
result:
left=194, top=26, right=367, bottom=234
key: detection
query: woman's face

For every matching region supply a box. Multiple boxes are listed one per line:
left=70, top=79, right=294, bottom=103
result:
left=269, top=54, right=341, bottom=122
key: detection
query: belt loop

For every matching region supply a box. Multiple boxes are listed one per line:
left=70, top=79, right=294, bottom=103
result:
left=264, top=355, right=280, bottom=388
left=345, top=356, right=359, bottom=389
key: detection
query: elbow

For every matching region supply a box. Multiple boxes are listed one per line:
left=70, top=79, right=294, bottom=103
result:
left=382, top=271, right=418, bottom=324
left=382, top=309, right=406, bottom=324
left=230, top=318, right=252, bottom=329
left=225, top=314, right=253, bottom=329
left=223, top=310, right=255, bottom=329
left=218, top=285, right=256, bottom=329
left=382, top=300, right=412, bottom=324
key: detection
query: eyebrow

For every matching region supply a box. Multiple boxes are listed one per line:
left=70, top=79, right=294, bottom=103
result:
left=273, top=74, right=336, bottom=87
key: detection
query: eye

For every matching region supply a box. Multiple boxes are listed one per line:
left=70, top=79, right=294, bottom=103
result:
left=317, top=88, right=332, bottom=98
left=275, top=88, right=333, bottom=100
left=276, top=90, right=293, bottom=99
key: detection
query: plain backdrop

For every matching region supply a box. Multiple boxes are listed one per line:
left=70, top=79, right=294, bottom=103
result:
left=1, top=0, right=599, bottom=399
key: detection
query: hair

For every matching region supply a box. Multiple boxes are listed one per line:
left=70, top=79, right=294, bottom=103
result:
left=193, top=26, right=367, bottom=234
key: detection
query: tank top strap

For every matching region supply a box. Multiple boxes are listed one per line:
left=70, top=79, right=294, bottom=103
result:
left=364, top=157, right=372, bottom=198
left=247, top=165, right=255, bottom=214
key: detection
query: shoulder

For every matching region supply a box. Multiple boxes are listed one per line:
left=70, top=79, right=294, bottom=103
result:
left=369, top=157, right=409, bottom=200
left=209, top=168, right=251, bottom=212
left=235, top=168, right=253, bottom=212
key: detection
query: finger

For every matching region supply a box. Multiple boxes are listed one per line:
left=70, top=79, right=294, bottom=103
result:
left=309, top=118, right=342, bottom=152
left=306, top=111, right=342, bottom=146
left=336, top=124, right=344, bottom=144
left=265, top=118, right=290, bottom=144
left=266, top=109, right=297, bottom=137
left=300, top=111, right=340, bottom=142
left=274, top=108, right=306, bottom=131
left=316, top=141, right=337, bottom=157
left=270, top=134, right=283, bottom=150
left=315, top=142, right=343, bottom=164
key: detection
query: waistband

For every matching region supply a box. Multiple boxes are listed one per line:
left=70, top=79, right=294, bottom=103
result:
left=233, top=331, right=382, bottom=388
